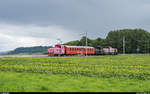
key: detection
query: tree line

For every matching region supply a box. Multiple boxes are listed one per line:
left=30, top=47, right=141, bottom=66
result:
left=64, top=29, right=150, bottom=54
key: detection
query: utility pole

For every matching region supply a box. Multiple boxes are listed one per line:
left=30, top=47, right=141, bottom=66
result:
left=86, top=32, right=87, bottom=57
left=80, top=32, right=88, bottom=56
left=123, top=36, right=125, bottom=54
left=148, top=40, right=149, bottom=54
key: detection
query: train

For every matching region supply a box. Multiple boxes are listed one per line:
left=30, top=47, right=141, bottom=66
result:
left=47, top=44, right=118, bottom=56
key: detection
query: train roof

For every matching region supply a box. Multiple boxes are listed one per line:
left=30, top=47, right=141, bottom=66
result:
left=64, top=45, right=94, bottom=49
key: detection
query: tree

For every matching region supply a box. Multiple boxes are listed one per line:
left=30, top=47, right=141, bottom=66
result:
left=63, top=40, right=80, bottom=46
left=106, top=29, right=150, bottom=53
left=79, top=36, right=92, bottom=46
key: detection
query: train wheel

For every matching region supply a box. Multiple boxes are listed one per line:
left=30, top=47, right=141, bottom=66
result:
left=48, top=53, right=54, bottom=57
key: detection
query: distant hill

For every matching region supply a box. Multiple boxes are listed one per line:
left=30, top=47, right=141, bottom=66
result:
left=0, top=51, right=10, bottom=55
left=9, top=46, right=52, bottom=55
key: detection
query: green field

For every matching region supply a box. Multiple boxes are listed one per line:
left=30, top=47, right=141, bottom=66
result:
left=0, top=55, right=150, bottom=92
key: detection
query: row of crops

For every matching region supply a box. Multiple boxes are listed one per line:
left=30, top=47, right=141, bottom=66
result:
left=0, top=55, right=150, bottom=80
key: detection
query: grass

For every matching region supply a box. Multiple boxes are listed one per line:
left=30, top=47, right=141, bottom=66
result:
left=0, top=54, right=150, bottom=92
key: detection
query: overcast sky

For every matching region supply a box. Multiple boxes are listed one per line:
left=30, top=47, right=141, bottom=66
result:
left=0, top=0, right=150, bottom=51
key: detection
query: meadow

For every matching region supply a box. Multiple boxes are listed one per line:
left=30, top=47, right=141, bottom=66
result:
left=0, top=54, right=150, bottom=92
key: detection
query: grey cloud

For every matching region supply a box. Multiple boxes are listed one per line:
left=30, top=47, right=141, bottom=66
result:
left=0, top=0, right=150, bottom=51
left=0, top=24, right=79, bottom=51
left=1, top=0, right=150, bottom=31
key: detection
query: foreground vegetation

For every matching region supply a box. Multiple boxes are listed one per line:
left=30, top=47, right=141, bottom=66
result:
left=0, top=54, right=150, bottom=92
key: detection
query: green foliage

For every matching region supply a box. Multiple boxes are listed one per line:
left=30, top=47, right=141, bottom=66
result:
left=0, top=55, right=149, bottom=80
left=63, top=40, right=80, bottom=46
left=106, top=29, right=150, bottom=53
left=1, top=71, right=150, bottom=92
left=64, top=36, right=107, bottom=48
left=91, top=38, right=107, bottom=48
left=0, top=55, right=150, bottom=92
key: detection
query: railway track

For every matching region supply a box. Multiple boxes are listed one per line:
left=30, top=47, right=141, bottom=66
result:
left=0, top=54, right=112, bottom=58
left=0, top=55, right=48, bottom=58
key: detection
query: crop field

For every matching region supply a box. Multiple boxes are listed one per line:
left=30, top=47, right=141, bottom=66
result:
left=0, top=54, right=150, bottom=92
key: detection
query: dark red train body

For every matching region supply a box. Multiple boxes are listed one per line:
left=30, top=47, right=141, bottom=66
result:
left=64, top=45, right=95, bottom=55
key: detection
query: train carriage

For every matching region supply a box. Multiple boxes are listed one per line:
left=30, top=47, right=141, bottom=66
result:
left=64, top=45, right=95, bottom=55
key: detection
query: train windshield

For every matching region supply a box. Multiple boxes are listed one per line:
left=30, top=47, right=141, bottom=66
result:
left=55, top=45, right=61, bottom=48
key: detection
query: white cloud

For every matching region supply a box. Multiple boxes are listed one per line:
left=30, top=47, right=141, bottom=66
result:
left=0, top=24, right=79, bottom=51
